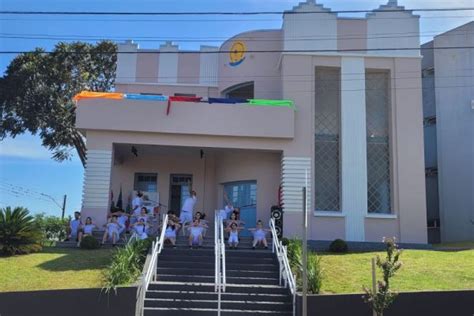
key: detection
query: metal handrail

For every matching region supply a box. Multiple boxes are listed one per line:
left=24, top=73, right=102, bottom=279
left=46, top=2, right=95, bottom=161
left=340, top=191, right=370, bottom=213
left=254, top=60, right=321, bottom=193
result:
left=215, top=212, right=227, bottom=316
left=135, top=213, right=168, bottom=316
left=269, top=218, right=297, bottom=316
left=219, top=215, right=226, bottom=291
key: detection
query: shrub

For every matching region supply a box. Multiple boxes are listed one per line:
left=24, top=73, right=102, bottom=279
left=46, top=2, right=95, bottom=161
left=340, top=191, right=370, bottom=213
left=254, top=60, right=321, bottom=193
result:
left=328, top=239, right=349, bottom=253
left=0, top=206, right=43, bottom=256
left=103, top=238, right=152, bottom=293
left=307, top=253, right=323, bottom=294
left=34, top=213, right=69, bottom=245
left=80, top=235, right=100, bottom=249
left=281, top=237, right=289, bottom=246
left=286, top=238, right=323, bottom=294
left=286, top=238, right=302, bottom=273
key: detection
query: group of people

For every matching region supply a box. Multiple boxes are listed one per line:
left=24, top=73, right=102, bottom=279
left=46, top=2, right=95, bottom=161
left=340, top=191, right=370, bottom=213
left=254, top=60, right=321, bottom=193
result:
left=66, top=191, right=157, bottom=247
left=67, top=188, right=271, bottom=250
left=161, top=189, right=270, bottom=250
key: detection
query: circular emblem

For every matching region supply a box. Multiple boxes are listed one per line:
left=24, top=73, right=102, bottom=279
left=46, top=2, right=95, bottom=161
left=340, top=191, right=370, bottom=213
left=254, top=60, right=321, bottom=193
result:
left=229, top=41, right=246, bottom=67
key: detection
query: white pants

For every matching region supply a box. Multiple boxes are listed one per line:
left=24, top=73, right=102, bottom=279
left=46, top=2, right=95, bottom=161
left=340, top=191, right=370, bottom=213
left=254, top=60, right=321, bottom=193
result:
left=179, top=211, right=193, bottom=224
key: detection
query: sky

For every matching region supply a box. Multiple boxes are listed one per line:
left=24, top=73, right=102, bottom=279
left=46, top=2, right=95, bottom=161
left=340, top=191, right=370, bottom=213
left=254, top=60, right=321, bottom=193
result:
left=0, top=0, right=472, bottom=217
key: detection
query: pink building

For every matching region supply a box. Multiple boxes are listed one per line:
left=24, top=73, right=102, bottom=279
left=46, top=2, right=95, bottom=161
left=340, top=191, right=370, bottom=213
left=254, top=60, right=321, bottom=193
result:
left=76, top=0, right=427, bottom=244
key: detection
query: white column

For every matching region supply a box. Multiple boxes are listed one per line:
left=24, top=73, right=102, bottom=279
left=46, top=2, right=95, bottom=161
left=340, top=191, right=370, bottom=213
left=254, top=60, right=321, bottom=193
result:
left=81, top=149, right=113, bottom=225
left=158, top=41, right=179, bottom=84
left=116, top=40, right=138, bottom=83
left=281, top=156, right=312, bottom=213
left=341, top=57, right=368, bottom=241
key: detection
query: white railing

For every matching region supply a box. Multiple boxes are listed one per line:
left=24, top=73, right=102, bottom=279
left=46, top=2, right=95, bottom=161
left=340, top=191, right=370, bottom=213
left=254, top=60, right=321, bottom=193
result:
left=269, top=218, right=297, bottom=316
left=215, top=212, right=227, bottom=316
left=135, top=213, right=168, bottom=316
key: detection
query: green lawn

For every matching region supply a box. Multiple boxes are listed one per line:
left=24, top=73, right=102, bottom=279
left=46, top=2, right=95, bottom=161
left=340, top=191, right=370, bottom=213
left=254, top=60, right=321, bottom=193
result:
left=319, top=249, right=474, bottom=294
left=0, top=248, right=114, bottom=292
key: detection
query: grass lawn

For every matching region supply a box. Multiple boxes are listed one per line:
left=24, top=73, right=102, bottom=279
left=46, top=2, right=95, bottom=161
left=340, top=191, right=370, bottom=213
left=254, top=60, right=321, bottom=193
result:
left=0, top=247, right=114, bottom=292
left=319, top=249, right=474, bottom=294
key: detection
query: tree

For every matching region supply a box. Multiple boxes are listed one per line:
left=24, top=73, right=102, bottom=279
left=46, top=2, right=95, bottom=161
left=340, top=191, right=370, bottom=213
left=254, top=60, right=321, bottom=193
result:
left=0, top=41, right=117, bottom=166
left=0, top=206, right=43, bottom=256
left=363, top=237, right=403, bottom=316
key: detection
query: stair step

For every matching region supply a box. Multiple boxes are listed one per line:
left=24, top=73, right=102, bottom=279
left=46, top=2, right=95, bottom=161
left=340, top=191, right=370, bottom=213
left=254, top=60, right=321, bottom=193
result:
left=155, top=274, right=280, bottom=285
left=146, top=290, right=291, bottom=302
left=144, top=298, right=292, bottom=311
left=156, top=267, right=279, bottom=278
left=148, top=282, right=290, bottom=295
left=144, top=307, right=291, bottom=316
left=157, top=261, right=276, bottom=271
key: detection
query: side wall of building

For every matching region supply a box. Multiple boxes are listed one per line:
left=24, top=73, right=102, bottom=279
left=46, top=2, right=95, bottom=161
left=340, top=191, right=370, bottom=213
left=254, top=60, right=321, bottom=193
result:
left=434, top=23, right=474, bottom=242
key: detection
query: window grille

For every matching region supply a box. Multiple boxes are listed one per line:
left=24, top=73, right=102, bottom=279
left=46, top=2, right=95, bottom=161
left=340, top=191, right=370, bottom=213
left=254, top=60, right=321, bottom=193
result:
left=366, top=71, right=391, bottom=214
left=314, top=67, right=341, bottom=211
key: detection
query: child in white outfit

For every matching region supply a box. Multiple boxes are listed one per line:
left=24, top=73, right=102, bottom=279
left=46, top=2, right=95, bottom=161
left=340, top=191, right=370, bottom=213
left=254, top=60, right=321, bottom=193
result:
left=188, top=219, right=207, bottom=248
left=164, top=220, right=180, bottom=248
left=248, top=220, right=270, bottom=249
left=131, top=218, right=148, bottom=240
left=226, top=223, right=243, bottom=249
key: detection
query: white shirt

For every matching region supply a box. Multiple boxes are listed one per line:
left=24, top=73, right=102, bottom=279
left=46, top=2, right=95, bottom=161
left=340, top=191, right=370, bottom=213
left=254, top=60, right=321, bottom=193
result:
left=132, top=196, right=143, bottom=215
left=181, top=196, right=197, bottom=213
left=83, top=224, right=95, bottom=235
left=70, top=219, right=81, bottom=233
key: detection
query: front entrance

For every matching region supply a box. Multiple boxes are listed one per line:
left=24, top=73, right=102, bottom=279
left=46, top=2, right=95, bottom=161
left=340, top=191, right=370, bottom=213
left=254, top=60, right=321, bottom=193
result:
left=169, top=174, right=192, bottom=214
left=224, top=181, right=257, bottom=237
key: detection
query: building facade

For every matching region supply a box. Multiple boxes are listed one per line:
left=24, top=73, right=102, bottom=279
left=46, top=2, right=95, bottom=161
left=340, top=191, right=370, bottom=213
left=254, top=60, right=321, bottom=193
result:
left=76, top=0, right=427, bottom=243
left=422, top=22, right=474, bottom=243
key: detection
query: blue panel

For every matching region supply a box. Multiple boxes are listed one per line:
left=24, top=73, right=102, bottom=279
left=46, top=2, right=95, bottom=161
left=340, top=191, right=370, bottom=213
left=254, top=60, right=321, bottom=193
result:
left=224, top=181, right=257, bottom=237
left=124, top=94, right=168, bottom=101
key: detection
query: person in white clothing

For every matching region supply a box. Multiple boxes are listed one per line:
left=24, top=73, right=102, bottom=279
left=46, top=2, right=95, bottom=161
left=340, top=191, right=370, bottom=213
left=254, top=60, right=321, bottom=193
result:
left=77, top=217, right=96, bottom=247
left=188, top=219, right=206, bottom=248
left=130, top=191, right=144, bottom=224
left=116, top=212, right=129, bottom=235
left=102, top=215, right=123, bottom=246
left=179, top=190, right=197, bottom=225
left=67, top=212, right=82, bottom=241
left=248, top=220, right=270, bottom=249
left=131, top=218, right=148, bottom=240
left=164, top=220, right=180, bottom=248
left=226, top=222, right=244, bottom=249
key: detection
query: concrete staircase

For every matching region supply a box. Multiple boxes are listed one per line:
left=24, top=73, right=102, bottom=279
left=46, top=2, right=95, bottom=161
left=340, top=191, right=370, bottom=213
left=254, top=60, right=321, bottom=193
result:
left=143, top=230, right=292, bottom=315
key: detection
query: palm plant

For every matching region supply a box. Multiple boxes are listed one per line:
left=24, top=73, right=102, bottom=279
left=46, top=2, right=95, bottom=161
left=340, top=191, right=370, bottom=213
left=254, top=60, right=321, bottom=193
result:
left=0, top=206, right=43, bottom=256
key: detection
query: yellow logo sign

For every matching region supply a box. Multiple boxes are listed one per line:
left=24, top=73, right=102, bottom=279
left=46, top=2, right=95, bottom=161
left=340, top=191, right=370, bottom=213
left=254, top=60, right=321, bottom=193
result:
left=229, top=41, right=246, bottom=67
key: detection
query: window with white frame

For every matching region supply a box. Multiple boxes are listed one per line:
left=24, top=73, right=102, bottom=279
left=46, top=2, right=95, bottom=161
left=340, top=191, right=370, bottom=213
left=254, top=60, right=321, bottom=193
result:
left=365, top=70, right=392, bottom=214
left=314, top=67, right=341, bottom=211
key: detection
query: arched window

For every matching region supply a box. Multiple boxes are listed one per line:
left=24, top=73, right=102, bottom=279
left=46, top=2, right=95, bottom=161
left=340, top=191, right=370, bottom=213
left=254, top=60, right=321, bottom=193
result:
left=222, top=81, right=254, bottom=99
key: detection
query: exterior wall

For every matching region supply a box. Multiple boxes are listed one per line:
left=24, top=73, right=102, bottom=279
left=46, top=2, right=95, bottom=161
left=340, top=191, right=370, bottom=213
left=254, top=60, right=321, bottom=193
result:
left=433, top=22, right=474, bottom=242
left=177, top=53, right=200, bottom=84
left=366, top=4, right=420, bottom=57
left=219, top=30, right=282, bottom=99
left=136, top=50, right=159, bottom=83
left=279, top=54, right=426, bottom=243
left=283, top=1, right=337, bottom=52
left=76, top=99, right=295, bottom=139
left=337, top=19, right=367, bottom=52
left=109, top=147, right=280, bottom=225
